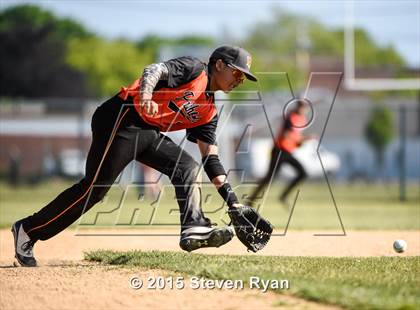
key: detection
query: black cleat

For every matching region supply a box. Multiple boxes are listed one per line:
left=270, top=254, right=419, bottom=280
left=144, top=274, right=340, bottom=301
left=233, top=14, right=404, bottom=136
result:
left=179, top=226, right=234, bottom=252
left=11, top=220, right=37, bottom=267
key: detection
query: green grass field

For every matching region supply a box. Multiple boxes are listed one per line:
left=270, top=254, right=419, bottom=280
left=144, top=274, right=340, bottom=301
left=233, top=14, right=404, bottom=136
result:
left=85, top=250, right=420, bottom=310
left=1, top=180, right=419, bottom=230
left=2, top=180, right=419, bottom=309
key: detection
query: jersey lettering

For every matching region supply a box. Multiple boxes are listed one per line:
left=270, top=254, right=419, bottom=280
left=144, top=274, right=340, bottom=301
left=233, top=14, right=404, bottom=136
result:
left=168, top=91, right=200, bottom=123
left=118, top=71, right=216, bottom=132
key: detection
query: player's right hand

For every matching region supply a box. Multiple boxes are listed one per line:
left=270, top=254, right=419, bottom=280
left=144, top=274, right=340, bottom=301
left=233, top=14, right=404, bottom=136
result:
left=140, top=93, right=158, bottom=116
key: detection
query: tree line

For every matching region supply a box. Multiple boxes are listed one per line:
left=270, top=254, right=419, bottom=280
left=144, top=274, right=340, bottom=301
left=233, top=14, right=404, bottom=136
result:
left=0, top=4, right=407, bottom=98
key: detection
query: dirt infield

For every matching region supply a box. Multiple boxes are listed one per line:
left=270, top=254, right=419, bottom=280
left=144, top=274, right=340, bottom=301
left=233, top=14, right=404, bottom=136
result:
left=1, top=229, right=419, bottom=310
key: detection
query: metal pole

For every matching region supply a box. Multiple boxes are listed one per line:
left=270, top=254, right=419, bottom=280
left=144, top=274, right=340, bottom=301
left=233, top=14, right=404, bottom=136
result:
left=417, top=90, right=420, bottom=136
left=399, top=105, right=407, bottom=202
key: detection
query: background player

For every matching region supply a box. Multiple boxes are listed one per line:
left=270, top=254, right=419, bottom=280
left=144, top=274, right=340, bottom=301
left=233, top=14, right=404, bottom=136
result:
left=249, top=99, right=313, bottom=206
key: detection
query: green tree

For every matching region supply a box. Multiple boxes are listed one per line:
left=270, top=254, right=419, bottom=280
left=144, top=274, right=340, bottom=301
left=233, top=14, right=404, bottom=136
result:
left=137, top=34, right=172, bottom=53
left=364, top=105, right=395, bottom=177
left=239, top=8, right=405, bottom=95
left=176, top=35, right=214, bottom=46
left=0, top=4, right=92, bottom=40
left=137, top=34, right=214, bottom=60
left=0, top=4, right=155, bottom=98
left=66, top=38, right=154, bottom=97
left=137, top=34, right=214, bottom=50
left=0, top=4, right=92, bottom=98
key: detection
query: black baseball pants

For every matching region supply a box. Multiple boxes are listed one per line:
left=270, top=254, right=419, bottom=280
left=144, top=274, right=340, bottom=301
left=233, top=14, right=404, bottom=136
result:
left=250, top=146, right=307, bottom=202
left=21, top=95, right=209, bottom=242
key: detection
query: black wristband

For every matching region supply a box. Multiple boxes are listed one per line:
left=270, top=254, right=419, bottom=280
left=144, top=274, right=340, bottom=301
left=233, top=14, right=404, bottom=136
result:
left=217, top=183, right=239, bottom=207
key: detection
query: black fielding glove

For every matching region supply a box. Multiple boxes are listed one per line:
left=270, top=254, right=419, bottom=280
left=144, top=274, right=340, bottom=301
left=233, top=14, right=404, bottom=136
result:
left=227, top=205, right=273, bottom=253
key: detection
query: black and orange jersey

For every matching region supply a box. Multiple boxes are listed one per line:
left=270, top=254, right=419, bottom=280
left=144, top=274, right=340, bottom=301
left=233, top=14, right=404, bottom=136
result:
left=119, top=57, right=218, bottom=145
left=275, top=112, right=306, bottom=153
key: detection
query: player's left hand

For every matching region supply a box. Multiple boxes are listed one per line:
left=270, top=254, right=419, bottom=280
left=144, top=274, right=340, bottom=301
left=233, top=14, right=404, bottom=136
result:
left=227, top=205, right=273, bottom=252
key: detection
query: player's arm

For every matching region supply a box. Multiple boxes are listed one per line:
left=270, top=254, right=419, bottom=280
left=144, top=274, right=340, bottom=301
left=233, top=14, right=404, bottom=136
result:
left=284, top=129, right=304, bottom=145
left=139, top=62, right=168, bottom=115
left=284, top=127, right=316, bottom=146
left=197, top=140, right=241, bottom=208
left=140, top=57, right=204, bottom=115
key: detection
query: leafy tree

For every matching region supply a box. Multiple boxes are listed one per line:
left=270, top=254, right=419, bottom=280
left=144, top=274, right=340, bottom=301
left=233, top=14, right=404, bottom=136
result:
left=0, top=4, right=408, bottom=99
left=0, top=4, right=92, bottom=40
left=137, top=34, right=172, bottom=52
left=353, top=30, right=404, bottom=68
left=137, top=34, right=214, bottom=60
left=239, top=8, right=405, bottom=94
left=1, top=5, right=214, bottom=98
left=66, top=38, right=154, bottom=96
left=0, top=4, right=92, bottom=98
left=176, top=35, right=214, bottom=46
left=137, top=34, right=214, bottom=50
left=365, top=105, right=395, bottom=177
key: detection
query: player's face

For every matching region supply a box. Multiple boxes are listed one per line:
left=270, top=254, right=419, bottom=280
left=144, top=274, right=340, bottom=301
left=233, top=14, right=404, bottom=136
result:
left=297, top=104, right=307, bottom=115
left=225, top=63, right=245, bottom=92
left=226, top=64, right=245, bottom=85
left=215, top=60, right=245, bottom=93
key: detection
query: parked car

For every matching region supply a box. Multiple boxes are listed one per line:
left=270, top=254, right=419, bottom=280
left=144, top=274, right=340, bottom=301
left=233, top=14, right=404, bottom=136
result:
left=251, top=139, right=340, bottom=179
left=58, top=149, right=86, bottom=178
left=283, top=139, right=340, bottom=178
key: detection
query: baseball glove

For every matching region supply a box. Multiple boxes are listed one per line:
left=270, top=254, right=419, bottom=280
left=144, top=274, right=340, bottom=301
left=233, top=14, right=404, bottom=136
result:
left=227, top=205, right=273, bottom=252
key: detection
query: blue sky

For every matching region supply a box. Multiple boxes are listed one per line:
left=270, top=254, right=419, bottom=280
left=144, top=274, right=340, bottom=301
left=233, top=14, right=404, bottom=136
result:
left=1, top=0, right=419, bottom=67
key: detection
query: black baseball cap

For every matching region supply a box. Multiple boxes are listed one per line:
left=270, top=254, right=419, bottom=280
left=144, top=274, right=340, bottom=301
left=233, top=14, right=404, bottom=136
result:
left=209, top=45, right=258, bottom=82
